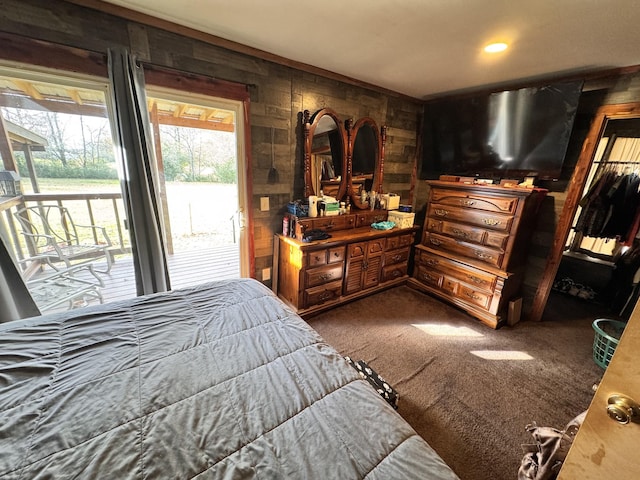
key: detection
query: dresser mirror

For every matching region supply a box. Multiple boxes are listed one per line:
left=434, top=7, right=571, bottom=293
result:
left=346, top=117, right=386, bottom=210
left=303, top=108, right=347, bottom=199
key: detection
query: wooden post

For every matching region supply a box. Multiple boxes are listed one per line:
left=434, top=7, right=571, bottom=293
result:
left=149, top=101, right=173, bottom=254
left=0, top=115, right=17, bottom=171
left=22, top=145, right=40, bottom=193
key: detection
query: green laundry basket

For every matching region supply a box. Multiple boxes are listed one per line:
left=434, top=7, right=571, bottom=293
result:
left=592, top=319, right=626, bottom=369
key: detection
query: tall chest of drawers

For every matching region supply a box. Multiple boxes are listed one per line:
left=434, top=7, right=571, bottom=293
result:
left=408, top=181, right=546, bottom=328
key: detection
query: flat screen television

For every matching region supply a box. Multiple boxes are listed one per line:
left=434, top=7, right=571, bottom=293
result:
left=420, top=81, right=583, bottom=181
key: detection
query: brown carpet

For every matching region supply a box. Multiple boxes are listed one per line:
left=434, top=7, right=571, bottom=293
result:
left=307, top=286, right=609, bottom=480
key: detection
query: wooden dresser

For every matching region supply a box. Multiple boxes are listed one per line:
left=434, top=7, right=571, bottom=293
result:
left=277, top=211, right=417, bottom=317
left=408, top=181, right=547, bottom=328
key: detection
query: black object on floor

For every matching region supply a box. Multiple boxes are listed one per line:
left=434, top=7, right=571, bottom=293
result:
left=345, top=356, right=399, bottom=409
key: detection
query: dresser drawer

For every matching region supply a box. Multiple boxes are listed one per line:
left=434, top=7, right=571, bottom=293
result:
left=383, top=247, right=410, bottom=266
left=355, top=211, right=388, bottom=227
left=485, top=231, right=509, bottom=249
left=313, top=216, right=351, bottom=231
left=386, top=233, right=414, bottom=250
left=415, top=265, right=443, bottom=288
left=442, top=276, right=459, bottom=294
left=430, top=188, right=519, bottom=214
left=416, top=249, right=497, bottom=290
left=457, top=285, right=491, bottom=309
left=305, top=263, right=343, bottom=288
left=430, top=220, right=509, bottom=250
left=428, top=204, right=513, bottom=232
left=308, top=250, right=327, bottom=267
left=381, top=263, right=408, bottom=282
left=440, top=221, right=485, bottom=243
left=426, top=218, right=443, bottom=232
left=424, top=232, right=504, bottom=268
left=307, top=246, right=345, bottom=267
left=305, top=280, right=343, bottom=308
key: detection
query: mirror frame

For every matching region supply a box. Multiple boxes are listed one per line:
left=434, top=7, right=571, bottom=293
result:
left=346, top=117, right=387, bottom=210
left=303, top=108, right=347, bottom=200
left=529, top=101, right=640, bottom=322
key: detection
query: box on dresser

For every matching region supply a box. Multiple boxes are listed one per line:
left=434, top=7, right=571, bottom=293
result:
left=408, top=180, right=547, bottom=328
left=388, top=210, right=416, bottom=229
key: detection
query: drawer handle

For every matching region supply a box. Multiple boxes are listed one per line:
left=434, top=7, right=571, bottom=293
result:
left=392, top=254, right=403, bottom=262
left=465, top=291, right=482, bottom=301
left=314, top=255, right=322, bottom=262
left=468, top=275, right=485, bottom=285
left=422, top=273, right=436, bottom=282
left=430, top=238, right=443, bottom=246
left=319, top=291, right=333, bottom=301
left=391, top=270, right=401, bottom=278
left=460, top=200, right=476, bottom=206
left=474, top=251, right=494, bottom=261
left=482, top=218, right=501, bottom=226
left=333, top=252, right=341, bottom=258
left=429, top=222, right=439, bottom=229
left=319, top=273, right=333, bottom=281
left=452, top=228, right=469, bottom=238
left=426, top=259, right=439, bottom=266
left=434, top=208, right=449, bottom=217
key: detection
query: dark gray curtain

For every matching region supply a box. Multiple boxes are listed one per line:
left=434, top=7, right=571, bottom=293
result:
left=108, top=48, right=171, bottom=296
left=0, top=233, right=40, bottom=322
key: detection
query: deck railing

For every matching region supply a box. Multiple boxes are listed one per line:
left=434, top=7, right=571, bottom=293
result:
left=0, top=192, right=130, bottom=276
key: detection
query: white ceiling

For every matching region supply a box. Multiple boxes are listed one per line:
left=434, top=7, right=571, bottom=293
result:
left=101, top=0, right=640, bottom=100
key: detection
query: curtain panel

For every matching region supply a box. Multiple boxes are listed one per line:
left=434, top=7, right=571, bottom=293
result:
left=0, top=233, right=40, bottom=322
left=107, top=48, right=171, bottom=296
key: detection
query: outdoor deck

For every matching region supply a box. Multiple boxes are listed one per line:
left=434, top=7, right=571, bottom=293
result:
left=32, top=244, right=241, bottom=312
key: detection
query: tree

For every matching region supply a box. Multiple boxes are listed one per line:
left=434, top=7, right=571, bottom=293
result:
left=45, top=112, right=68, bottom=167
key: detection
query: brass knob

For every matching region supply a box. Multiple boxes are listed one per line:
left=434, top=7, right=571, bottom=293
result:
left=607, top=394, right=640, bottom=425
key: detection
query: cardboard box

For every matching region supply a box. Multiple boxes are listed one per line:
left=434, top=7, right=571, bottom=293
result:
left=382, top=193, right=400, bottom=210
left=508, top=297, right=523, bottom=326
left=388, top=211, right=415, bottom=229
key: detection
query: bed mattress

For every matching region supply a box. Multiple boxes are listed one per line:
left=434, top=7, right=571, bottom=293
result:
left=0, top=278, right=458, bottom=479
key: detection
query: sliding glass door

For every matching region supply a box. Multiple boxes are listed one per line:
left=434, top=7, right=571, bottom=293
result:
left=0, top=60, right=250, bottom=315
left=0, top=65, right=136, bottom=311
left=144, top=86, right=248, bottom=288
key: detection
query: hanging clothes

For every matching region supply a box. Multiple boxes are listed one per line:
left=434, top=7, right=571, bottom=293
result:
left=600, top=172, right=640, bottom=239
left=574, top=171, right=617, bottom=237
left=575, top=171, right=640, bottom=241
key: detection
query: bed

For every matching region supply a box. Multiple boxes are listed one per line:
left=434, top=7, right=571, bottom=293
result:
left=0, top=278, right=458, bottom=479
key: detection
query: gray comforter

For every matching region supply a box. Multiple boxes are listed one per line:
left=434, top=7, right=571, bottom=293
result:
left=0, top=279, right=458, bottom=479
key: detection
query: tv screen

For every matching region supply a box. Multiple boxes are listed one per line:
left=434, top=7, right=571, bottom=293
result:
left=420, top=81, right=583, bottom=181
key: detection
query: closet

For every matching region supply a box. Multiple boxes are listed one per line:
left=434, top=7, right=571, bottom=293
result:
left=555, top=117, right=640, bottom=317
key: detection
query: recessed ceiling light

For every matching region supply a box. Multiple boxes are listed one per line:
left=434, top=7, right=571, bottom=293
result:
left=484, top=42, right=508, bottom=53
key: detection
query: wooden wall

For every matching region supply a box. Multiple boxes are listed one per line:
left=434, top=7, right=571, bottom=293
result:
left=0, top=0, right=422, bottom=286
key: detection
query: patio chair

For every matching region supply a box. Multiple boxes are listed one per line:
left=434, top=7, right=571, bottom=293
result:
left=14, top=204, right=113, bottom=274
left=27, top=263, right=104, bottom=313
